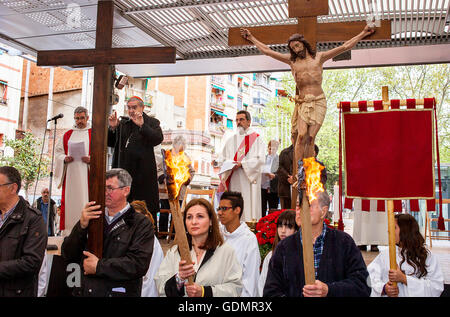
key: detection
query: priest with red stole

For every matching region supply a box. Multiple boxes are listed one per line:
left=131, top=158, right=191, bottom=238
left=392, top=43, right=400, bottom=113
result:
left=55, top=106, right=91, bottom=235
left=215, top=110, right=265, bottom=222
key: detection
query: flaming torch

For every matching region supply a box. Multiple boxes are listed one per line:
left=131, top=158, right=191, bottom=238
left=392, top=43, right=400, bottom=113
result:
left=163, top=148, right=194, bottom=284
left=298, top=157, right=326, bottom=285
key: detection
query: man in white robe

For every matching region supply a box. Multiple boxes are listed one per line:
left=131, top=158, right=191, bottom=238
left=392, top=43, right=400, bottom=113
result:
left=352, top=198, right=388, bottom=252
left=215, top=110, right=265, bottom=222
left=54, top=106, right=91, bottom=235
left=218, top=191, right=260, bottom=297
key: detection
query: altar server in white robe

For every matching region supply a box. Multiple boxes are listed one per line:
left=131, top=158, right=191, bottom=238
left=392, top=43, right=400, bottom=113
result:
left=218, top=191, right=260, bottom=297
left=352, top=198, right=388, bottom=252
left=215, top=110, right=265, bottom=222
left=368, top=214, right=444, bottom=297
left=54, top=107, right=91, bottom=235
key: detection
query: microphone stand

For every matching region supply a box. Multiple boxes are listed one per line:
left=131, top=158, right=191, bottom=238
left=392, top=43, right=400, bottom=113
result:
left=46, top=117, right=61, bottom=251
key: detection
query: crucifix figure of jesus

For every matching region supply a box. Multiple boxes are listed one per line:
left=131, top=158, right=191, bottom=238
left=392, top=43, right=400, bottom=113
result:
left=240, top=25, right=374, bottom=166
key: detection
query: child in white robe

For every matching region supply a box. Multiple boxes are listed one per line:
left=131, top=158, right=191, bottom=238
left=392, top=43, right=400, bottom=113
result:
left=368, top=213, right=444, bottom=297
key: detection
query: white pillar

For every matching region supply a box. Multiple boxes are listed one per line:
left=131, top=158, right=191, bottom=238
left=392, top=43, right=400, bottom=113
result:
left=46, top=67, right=55, bottom=129
left=22, top=60, right=31, bottom=131
left=81, top=69, right=88, bottom=109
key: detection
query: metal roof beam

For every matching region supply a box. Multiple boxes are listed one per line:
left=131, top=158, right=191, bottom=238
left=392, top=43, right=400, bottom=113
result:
left=122, top=0, right=283, bottom=14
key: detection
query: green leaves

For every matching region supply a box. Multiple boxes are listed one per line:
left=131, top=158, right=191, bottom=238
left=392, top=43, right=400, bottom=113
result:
left=0, top=132, right=50, bottom=193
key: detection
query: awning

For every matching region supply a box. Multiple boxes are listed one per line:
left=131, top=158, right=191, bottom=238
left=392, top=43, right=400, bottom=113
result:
left=213, top=110, right=227, bottom=117
left=212, top=84, right=225, bottom=91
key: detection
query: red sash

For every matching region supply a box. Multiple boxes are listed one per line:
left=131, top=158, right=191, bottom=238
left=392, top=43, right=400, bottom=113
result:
left=219, top=132, right=260, bottom=192
left=60, top=128, right=91, bottom=230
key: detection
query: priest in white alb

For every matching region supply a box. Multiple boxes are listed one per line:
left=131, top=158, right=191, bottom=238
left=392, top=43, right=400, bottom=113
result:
left=352, top=198, right=388, bottom=252
left=215, top=110, right=265, bottom=222
left=55, top=106, right=91, bottom=235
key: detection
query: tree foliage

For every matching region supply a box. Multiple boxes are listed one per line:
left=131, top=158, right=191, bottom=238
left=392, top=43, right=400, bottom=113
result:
left=0, top=132, right=50, bottom=194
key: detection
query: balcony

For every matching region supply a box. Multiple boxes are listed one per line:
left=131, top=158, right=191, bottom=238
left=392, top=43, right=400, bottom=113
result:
left=211, top=75, right=225, bottom=89
left=252, top=98, right=269, bottom=106
left=253, top=79, right=271, bottom=91
left=210, top=101, right=225, bottom=112
left=209, top=122, right=225, bottom=136
left=252, top=116, right=267, bottom=126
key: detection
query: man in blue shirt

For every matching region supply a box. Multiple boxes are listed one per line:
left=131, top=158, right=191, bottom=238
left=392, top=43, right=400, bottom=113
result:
left=33, top=188, right=56, bottom=236
left=61, top=168, right=154, bottom=297
left=264, top=190, right=370, bottom=297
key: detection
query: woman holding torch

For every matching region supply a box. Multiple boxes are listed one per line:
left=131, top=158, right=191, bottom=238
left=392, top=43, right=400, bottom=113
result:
left=154, top=198, right=243, bottom=297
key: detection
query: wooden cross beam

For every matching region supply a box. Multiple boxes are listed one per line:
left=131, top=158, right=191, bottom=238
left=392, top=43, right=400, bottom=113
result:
left=228, top=0, right=391, bottom=210
left=228, top=0, right=391, bottom=49
left=37, top=1, right=176, bottom=257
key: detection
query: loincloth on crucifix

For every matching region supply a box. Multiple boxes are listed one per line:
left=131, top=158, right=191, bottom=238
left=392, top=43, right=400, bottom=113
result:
left=291, top=94, right=327, bottom=136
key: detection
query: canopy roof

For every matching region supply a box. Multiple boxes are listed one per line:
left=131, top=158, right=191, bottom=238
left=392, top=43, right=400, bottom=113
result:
left=1, top=0, right=449, bottom=77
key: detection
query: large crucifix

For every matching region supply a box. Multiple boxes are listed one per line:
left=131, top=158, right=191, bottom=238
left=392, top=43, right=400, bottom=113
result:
left=228, top=0, right=391, bottom=285
left=37, top=1, right=176, bottom=257
left=229, top=0, right=391, bottom=210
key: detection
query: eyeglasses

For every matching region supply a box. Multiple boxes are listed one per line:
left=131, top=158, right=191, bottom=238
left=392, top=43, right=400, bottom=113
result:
left=216, top=206, right=233, bottom=212
left=105, top=186, right=126, bottom=193
left=0, top=182, right=13, bottom=187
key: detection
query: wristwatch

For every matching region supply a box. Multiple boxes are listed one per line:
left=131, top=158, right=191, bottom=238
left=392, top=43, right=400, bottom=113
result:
left=175, top=272, right=187, bottom=288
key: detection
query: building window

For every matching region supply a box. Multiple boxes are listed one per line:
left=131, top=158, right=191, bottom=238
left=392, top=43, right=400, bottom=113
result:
left=226, top=119, right=233, bottom=129
left=228, top=74, right=233, bottom=82
left=237, top=97, right=243, bottom=110
left=0, top=81, right=7, bottom=105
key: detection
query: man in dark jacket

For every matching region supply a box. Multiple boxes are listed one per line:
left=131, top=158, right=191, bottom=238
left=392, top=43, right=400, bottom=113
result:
left=0, top=166, right=47, bottom=297
left=107, top=96, right=163, bottom=231
left=61, top=168, right=154, bottom=297
left=276, top=138, right=294, bottom=209
left=32, top=188, right=56, bottom=236
left=264, top=190, right=370, bottom=297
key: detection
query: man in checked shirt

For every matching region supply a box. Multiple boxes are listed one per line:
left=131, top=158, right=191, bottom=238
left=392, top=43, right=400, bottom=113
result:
left=263, top=190, right=370, bottom=297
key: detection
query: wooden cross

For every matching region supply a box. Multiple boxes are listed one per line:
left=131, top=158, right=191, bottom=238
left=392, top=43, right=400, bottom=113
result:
left=37, top=1, right=176, bottom=257
left=228, top=0, right=391, bottom=210
left=228, top=0, right=392, bottom=285
left=228, top=0, right=391, bottom=50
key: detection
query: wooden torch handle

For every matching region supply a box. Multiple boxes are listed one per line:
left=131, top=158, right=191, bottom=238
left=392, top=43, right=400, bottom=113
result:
left=169, top=199, right=194, bottom=285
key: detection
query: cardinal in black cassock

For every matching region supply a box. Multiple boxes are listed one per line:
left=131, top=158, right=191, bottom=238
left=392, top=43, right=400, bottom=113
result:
left=108, top=97, right=163, bottom=228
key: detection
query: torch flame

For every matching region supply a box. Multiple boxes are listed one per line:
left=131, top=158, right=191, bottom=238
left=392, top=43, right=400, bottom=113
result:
left=303, top=157, right=325, bottom=204
left=165, top=149, right=191, bottom=200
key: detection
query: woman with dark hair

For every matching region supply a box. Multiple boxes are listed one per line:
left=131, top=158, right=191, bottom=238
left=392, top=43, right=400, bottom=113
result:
left=258, top=210, right=299, bottom=296
left=154, top=198, right=242, bottom=297
left=368, top=214, right=444, bottom=297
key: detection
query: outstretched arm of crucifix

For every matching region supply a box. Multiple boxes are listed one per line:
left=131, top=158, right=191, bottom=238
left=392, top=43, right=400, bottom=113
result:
left=319, top=25, right=375, bottom=63
left=240, top=28, right=291, bottom=65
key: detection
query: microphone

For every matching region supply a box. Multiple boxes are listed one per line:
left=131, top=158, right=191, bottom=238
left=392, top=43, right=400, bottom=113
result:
left=120, top=116, right=130, bottom=121
left=47, top=113, right=64, bottom=122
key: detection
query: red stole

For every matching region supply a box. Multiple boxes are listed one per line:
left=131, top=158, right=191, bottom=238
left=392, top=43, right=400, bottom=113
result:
left=60, top=128, right=91, bottom=230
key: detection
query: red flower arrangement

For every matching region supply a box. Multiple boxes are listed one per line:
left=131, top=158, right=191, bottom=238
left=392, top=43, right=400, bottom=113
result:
left=255, top=210, right=283, bottom=260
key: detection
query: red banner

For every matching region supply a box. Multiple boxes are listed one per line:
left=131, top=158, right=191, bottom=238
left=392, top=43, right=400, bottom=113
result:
left=344, top=109, right=435, bottom=199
